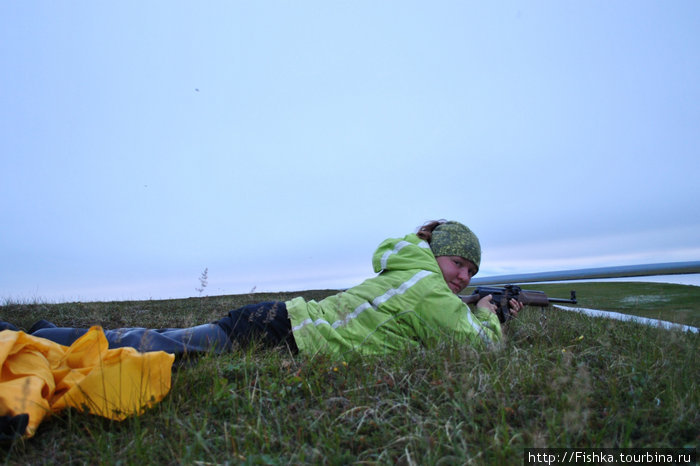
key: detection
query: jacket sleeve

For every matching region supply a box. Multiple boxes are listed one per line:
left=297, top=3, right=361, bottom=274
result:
left=411, top=277, right=503, bottom=348
left=469, top=305, right=503, bottom=344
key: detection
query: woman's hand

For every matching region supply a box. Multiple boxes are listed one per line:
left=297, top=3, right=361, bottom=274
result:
left=477, top=294, right=497, bottom=314
left=507, top=298, right=524, bottom=319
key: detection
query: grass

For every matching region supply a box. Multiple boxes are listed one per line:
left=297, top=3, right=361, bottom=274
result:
left=1, top=282, right=698, bottom=464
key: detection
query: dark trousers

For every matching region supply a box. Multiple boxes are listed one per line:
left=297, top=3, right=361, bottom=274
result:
left=30, top=301, right=296, bottom=356
left=31, top=323, right=231, bottom=355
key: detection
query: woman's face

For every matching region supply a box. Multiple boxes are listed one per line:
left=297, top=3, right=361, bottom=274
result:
left=436, top=255, right=477, bottom=294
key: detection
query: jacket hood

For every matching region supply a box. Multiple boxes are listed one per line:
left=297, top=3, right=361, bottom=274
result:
left=371, top=233, right=441, bottom=274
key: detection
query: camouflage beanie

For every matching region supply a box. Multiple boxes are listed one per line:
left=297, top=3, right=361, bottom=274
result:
left=429, top=221, right=481, bottom=272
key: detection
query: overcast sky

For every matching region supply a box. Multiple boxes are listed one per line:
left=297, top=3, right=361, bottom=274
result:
left=2, top=1, right=699, bottom=303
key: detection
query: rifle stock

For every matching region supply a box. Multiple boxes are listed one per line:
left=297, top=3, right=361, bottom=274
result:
left=459, top=284, right=577, bottom=323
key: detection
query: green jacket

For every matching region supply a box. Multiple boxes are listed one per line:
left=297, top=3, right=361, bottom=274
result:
left=286, top=233, right=502, bottom=356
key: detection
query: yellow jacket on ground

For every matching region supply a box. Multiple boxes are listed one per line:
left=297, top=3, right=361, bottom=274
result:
left=0, top=326, right=174, bottom=438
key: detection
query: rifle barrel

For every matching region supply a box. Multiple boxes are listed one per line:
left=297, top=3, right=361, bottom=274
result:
left=547, top=297, right=577, bottom=304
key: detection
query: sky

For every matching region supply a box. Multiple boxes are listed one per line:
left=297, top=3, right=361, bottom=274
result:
left=1, top=1, right=699, bottom=303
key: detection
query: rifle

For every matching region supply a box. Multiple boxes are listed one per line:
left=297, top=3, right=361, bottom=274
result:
left=459, top=285, right=577, bottom=323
